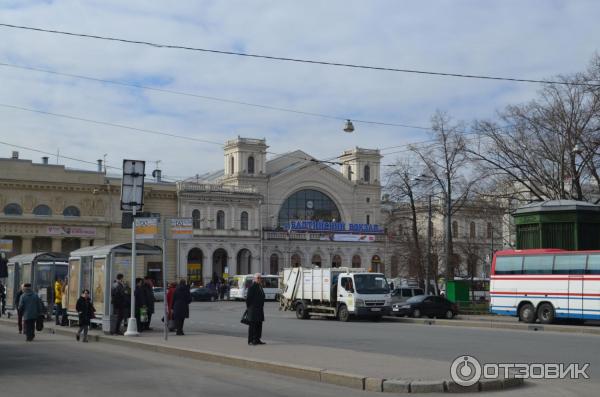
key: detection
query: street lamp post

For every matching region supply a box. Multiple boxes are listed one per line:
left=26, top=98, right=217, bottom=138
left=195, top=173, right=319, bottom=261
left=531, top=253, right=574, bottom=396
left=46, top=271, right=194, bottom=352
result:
left=426, top=193, right=432, bottom=295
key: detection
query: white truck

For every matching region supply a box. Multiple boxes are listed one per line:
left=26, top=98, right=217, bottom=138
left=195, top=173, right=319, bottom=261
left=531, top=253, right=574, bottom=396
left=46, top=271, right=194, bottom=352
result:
left=280, top=267, right=392, bottom=321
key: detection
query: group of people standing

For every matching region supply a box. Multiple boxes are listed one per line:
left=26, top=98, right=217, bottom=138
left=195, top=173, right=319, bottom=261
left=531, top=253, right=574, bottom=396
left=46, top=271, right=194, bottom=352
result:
left=10, top=272, right=266, bottom=346
left=110, top=274, right=156, bottom=334
left=111, top=275, right=192, bottom=336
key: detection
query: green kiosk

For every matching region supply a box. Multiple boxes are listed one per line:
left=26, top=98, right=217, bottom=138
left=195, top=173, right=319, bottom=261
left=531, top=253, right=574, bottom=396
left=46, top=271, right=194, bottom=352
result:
left=513, top=200, right=600, bottom=250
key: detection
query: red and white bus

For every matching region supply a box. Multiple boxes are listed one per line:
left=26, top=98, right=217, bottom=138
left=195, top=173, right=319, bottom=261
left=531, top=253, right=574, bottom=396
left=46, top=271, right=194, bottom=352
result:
left=490, top=249, right=600, bottom=323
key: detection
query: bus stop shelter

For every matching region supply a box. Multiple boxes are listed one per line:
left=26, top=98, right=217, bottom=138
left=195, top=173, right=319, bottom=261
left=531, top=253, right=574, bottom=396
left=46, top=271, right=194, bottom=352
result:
left=6, top=252, right=69, bottom=311
left=67, top=243, right=162, bottom=333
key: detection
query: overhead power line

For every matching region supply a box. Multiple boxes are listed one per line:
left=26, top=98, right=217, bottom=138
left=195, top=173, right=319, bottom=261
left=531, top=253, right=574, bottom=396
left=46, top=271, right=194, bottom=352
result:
left=0, top=61, right=420, bottom=129
left=1, top=23, right=598, bottom=88
left=0, top=103, right=344, bottom=166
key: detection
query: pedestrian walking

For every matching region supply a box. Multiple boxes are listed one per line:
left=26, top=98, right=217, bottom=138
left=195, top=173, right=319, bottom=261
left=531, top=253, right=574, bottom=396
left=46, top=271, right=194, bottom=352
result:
left=110, top=273, right=127, bottom=335
left=54, top=277, right=63, bottom=325
left=246, top=273, right=265, bottom=345
left=143, top=276, right=155, bottom=330
left=18, top=283, right=43, bottom=342
left=75, top=289, right=95, bottom=342
left=172, top=279, right=192, bottom=336
left=15, top=284, right=24, bottom=334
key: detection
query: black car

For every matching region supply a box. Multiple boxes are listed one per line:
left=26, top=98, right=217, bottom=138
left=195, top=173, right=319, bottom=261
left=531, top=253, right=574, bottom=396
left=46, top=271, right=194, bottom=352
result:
left=392, top=295, right=458, bottom=319
left=191, top=287, right=218, bottom=302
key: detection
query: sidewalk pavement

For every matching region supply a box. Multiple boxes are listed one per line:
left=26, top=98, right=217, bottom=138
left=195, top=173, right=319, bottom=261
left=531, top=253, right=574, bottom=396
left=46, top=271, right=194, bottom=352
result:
left=0, top=317, right=524, bottom=393
left=117, top=329, right=452, bottom=381
left=0, top=317, right=449, bottom=379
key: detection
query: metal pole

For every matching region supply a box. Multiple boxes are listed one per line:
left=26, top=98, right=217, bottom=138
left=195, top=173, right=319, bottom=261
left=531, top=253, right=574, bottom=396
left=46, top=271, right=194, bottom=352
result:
left=259, top=200, right=263, bottom=273
left=426, top=193, right=432, bottom=295
left=124, top=205, right=139, bottom=336
left=445, top=187, right=452, bottom=282
left=162, top=217, right=168, bottom=341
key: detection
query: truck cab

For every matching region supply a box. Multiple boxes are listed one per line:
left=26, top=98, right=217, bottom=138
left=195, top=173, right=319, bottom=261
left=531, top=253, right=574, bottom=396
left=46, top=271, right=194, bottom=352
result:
left=336, top=272, right=392, bottom=321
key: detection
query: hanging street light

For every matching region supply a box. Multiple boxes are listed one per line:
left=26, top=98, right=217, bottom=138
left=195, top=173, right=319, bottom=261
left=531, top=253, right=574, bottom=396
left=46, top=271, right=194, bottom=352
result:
left=343, top=119, right=355, bottom=133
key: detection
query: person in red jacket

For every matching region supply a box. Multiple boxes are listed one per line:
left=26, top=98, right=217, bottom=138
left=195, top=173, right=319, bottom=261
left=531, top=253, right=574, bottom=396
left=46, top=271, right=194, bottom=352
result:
left=166, top=282, right=177, bottom=331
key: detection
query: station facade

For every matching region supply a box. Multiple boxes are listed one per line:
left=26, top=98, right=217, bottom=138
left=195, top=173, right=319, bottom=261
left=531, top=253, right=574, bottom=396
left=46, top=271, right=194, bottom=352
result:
left=1, top=138, right=387, bottom=285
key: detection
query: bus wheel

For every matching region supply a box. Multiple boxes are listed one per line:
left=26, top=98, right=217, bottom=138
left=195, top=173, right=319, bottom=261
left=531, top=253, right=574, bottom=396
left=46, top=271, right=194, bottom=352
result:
left=338, top=305, right=350, bottom=322
left=537, top=303, right=555, bottom=324
left=519, top=303, right=536, bottom=323
left=295, top=303, right=309, bottom=319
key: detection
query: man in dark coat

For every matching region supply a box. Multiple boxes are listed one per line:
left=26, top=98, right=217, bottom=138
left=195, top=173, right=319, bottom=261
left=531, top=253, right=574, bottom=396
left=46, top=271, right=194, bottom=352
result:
left=246, top=273, right=265, bottom=345
left=18, top=283, right=43, bottom=342
left=111, top=274, right=127, bottom=335
left=172, top=279, right=192, bottom=335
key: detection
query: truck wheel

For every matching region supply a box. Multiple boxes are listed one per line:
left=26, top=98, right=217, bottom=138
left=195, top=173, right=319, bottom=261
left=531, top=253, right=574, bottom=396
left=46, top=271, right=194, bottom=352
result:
left=338, top=305, right=350, bottom=322
left=519, top=303, right=536, bottom=323
left=296, top=303, right=309, bottom=319
left=537, top=303, right=555, bottom=324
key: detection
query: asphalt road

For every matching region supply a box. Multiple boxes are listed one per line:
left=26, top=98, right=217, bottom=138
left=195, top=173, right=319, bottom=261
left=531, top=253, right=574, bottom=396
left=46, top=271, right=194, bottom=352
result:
left=0, top=325, right=383, bottom=397
left=180, top=301, right=600, bottom=381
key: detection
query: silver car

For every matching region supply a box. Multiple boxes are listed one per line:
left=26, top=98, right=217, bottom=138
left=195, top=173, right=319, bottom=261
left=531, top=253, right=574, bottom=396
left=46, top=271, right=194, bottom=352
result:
left=390, top=287, right=424, bottom=305
left=153, top=287, right=165, bottom=302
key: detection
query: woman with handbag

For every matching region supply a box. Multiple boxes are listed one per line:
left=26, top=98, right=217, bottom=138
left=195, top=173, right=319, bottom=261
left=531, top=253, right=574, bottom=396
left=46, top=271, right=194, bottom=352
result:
left=75, top=289, right=95, bottom=343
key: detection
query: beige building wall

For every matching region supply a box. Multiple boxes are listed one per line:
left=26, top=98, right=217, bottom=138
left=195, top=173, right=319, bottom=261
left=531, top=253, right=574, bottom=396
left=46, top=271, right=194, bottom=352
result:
left=0, top=156, right=177, bottom=285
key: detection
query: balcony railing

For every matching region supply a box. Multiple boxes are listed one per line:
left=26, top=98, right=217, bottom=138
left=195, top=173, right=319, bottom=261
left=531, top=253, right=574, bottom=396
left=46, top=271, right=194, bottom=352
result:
left=225, top=137, right=266, bottom=147
left=177, top=182, right=257, bottom=194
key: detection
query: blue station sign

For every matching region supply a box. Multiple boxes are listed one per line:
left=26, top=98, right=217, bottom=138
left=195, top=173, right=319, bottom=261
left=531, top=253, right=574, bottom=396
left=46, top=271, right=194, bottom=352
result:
left=285, top=220, right=382, bottom=234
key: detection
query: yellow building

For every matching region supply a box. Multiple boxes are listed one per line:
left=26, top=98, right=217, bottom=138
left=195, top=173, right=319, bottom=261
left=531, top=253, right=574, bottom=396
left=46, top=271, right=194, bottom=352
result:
left=0, top=153, right=177, bottom=284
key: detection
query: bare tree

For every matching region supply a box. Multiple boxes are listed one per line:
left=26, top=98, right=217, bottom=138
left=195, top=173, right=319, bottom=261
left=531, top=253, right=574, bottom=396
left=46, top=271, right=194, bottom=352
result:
left=410, top=111, right=480, bottom=280
left=386, top=159, right=426, bottom=282
left=470, top=57, right=600, bottom=202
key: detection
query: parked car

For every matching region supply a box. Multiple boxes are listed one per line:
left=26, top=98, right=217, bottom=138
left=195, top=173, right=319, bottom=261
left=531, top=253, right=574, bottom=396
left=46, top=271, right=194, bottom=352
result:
left=152, top=287, right=164, bottom=302
left=191, top=287, right=218, bottom=302
left=390, top=287, right=424, bottom=305
left=392, top=295, right=458, bottom=319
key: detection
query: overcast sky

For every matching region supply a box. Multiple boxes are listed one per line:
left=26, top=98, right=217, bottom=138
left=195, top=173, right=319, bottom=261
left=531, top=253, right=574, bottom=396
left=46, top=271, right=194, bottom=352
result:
left=1, top=0, right=599, bottom=180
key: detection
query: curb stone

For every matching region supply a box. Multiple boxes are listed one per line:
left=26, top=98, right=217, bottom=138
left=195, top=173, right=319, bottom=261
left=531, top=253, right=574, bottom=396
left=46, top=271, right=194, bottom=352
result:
left=445, top=380, right=480, bottom=393
left=478, top=378, right=504, bottom=391
left=365, top=377, right=385, bottom=392
left=0, top=319, right=526, bottom=393
left=383, top=379, right=411, bottom=393
left=320, top=370, right=365, bottom=390
left=410, top=380, right=446, bottom=393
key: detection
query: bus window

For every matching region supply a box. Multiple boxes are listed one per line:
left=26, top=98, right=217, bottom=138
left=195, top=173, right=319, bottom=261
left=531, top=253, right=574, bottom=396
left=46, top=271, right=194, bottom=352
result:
left=553, top=255, right=586, bottom=275
left=263, top=277, right=279, bottom=289
left=587, top=255, right=600, bottom=275
left=523, top=256, right=553, bottom=274
left=494, top=256, right=523, bottom=274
